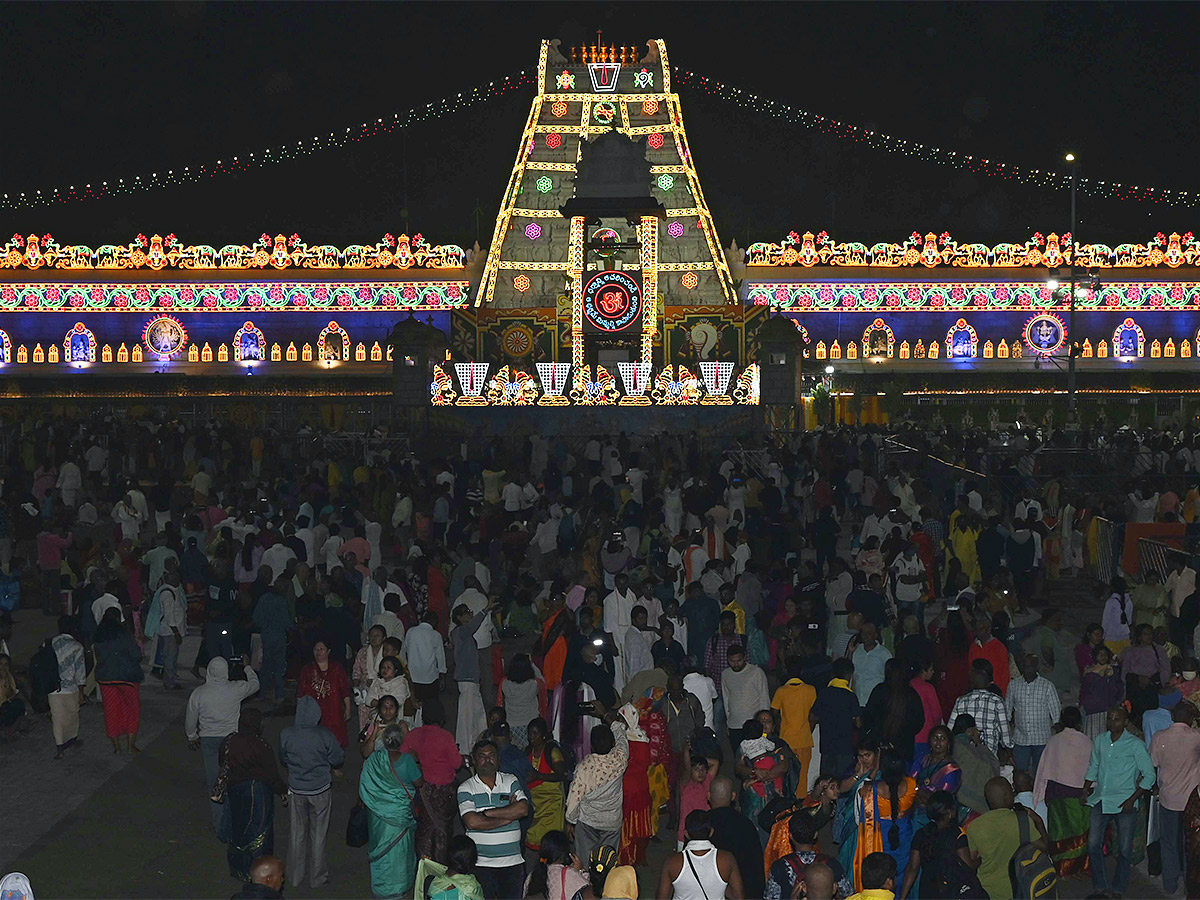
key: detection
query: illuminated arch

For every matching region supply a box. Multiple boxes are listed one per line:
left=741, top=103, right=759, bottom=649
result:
left=233, top=321, right=266, bottom=361
left=1023, top=313, right=1067, bottom=356
left=861, top=317, right=895, bottom=358
left=64, top=322, right=97, bottom=362
left=1112, top=317, right=1144, bottom=358
left=142, top=314, right=188, bottom=359
left=317, top=320, right=350, bottom=361
left=0, top=330, right=10, bottom=363
left=945, top=318, right=978, bottom=358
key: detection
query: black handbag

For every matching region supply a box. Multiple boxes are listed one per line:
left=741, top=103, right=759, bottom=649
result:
left=346, top=801, right=369, bottom=848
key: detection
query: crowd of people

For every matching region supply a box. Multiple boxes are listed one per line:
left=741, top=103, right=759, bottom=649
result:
left=1, top=412, right=1200, bottom=900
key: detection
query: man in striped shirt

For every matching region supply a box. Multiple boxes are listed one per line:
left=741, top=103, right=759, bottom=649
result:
left=458, top=739, right=529, bottom=900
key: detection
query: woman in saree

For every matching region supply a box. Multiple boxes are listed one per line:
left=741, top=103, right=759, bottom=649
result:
left=853, top=750, right=917, bottom=891
left=297, top=638, right=352, bottom=747
left=219, top=707, right=288, bottom=882
left=618, top=705, right=654, bottom=866
left=353, top=625, right=388, bottom=729
left=908, top=725, right=962, bottom=831
left=641, top=695, right=673, bottom=837
left=526, top=717, right=568, bottom=852
left=950, top=713, right=1000, bottom=819
left=1032, top=706, right=1093, bottom=877
left=359, top=694, right=403, bottom=759
left=1080, top=645, right=1124, bottom=739
left=837, top=740, right=882, bottom=882
left=736, top=717, right=791, bottom=844
left=534, top=593, right=574, bottom=693
left=417, top=834, right=484, bottom=900
left=360, top=724, right=423, bottom=899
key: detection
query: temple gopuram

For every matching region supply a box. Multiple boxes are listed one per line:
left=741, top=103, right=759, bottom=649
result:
left=4, top=38, right=1200, bottom=421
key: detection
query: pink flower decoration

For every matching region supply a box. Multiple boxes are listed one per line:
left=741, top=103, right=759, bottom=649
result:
left=797, top=296, right=812, bottom=308
left=1128, top=285, right=1141, bottom=301
left=951, top=287, right=965, bottom=301
left=247, top=294, right=263, bottom=307
left=1018, top=296, right=1032, bottom=307
left=180, top=287, right=194, bottom=302
left=337, top=296, right=351, bottom=307
left=23, top=297, right=36, bottom=307
left=1150, top=296, right=1164, bottom=308
left=1039, top=286, right=1052, bottom=301
left=906, top=286, right=920, bottom=301
left=90, top=287, right=104, bottom=301
left=774, top=287, right=790, bottom=303
left=447, top=285, right=462, bottom=299
left=995, top=286, right=1010, bottom=301
left=202, top=297, right=217, bottom=308
left=134, top=288, right=149, bottom=304
left=864, top=287, right=878, bottom=302
left=224, top=286, right=237, bottom=300
left=382, top=292, right=397, bottom=307
left=885, top=296, right=900, bottom=307
left=973, top=296, right=988, bottom=307
left=159, top=297, right=172, bottom=308
left=293, top=296, right=307, bottom=307
left=403, top=285, right=418, bottom=301
left=314, top=286, right=329, bottom=301
left=2, top=287, right=16, bottom=302
left=1105, top=296, right=1119, bottom=307
left=358, top=286, right=371, bottom=300
left=69, top=297, right=82, bottom=307
left=47, top=288, right=61, bottom=303
left=930, top=296, right=945, bottom=308
left=819, top=287, right=834, bottom=303
left=270, top=286, right=284, bottom=302
left=1171, top=285, right=1184, bottom=301
left=115, top=297, right=129, bottom=308
left=842, top=296, right=857, bottom=308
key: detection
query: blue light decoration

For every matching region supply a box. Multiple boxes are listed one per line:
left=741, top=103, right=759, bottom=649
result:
left=945, top=317, right=978, bottom=358
left=233, top=320, right=266, bottom=361
left=0, top=329, right=9, bottom=363
left=1023, top=313, right=1067, bottom=355
left=64, top=322, right=96, bottom=362
left=317, top=320, right=350, bottom=361
left=1112, top=317, right=1145, bottom=358
left=142, top=314, right=188, bottom=359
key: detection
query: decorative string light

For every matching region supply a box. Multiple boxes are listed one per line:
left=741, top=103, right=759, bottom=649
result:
left=0, top=71, right=536, bottom=210
left=671, top=68, right=1200, bottom=207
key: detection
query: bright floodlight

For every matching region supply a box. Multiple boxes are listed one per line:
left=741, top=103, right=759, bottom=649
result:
left=1047, top=279, right=1059, bottom=289
left=1065, top=153, right=1076, bottom=162
left=824, top=365, right=835, bottom=374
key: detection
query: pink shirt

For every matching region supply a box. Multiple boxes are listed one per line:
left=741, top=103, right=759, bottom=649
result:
left=400, top=724, right=463, bottom=786
left=910, top=676, right=943, bottom=743
left=1150, top=722, right=1200, bottom=811
left=36, top=532, right=71, bottom=570
left=678, top=772, right=714, bottom=841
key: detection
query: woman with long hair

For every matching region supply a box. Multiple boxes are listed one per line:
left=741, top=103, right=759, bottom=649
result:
left=499, top=653, right=541, bottom=749
left=524, top=829, right=588, bottom=900
left=1079, top=645, right=1123, bottom=738
left=864, top=660, right=926, bottom=764
left=1032, top=706, right=1093, bottom=878
left=359, top=694, right=402, bottom=760
left=1075, top=622, right=1105, bottom=673
left=92, top=607, right=144, bottom=753
left=297, top=638, right=353, bottom=747
left=525, top=717, right=568, bottom=853
left=734, top=717, right=789, bottom=838
left=353, top=625, right=388, bottom=729
left=852, top=748, right=917, bottom=891
left=418, top=834, right=484, bottom=900
left=836, top=739, right=882, bottom=880
left=534, top=594, right=574, bottom=695
left=360, top=724, right=422, bottom=899
left=933, top=606, right=971, bottom=721
left=219, top=707, right=288, bottom=881
left=949, top=713, right=1000, bottom=818
left=909, top=725, right=962, bottom=831
left=898, top=790, right=983, bottom=900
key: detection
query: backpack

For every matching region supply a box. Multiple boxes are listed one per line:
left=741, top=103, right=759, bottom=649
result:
left=1009, top=808, right=1058, bottom=899
left=30, top=640, right=61, bottom=696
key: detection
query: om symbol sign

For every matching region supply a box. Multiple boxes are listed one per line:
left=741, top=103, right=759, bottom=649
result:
left=583, top=270, right=641, bottom=333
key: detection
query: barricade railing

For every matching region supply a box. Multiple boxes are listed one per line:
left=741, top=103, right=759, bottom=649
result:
left=1087, top=516, right=1119, bottom=584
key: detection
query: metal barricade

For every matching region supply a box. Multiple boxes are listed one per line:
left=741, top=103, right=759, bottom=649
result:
left=1087, top=516, right=1118, bottom=584
left=1137, top=537, right=1191, bottom=579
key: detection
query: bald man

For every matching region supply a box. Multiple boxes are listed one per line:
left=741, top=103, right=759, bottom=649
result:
left=802, top=863, right=836, bottom=900
left=966, top=777, right=1047, bottom=900
left=707, top=776, right=764, bottom=900
left=230, top=855, right=286, bottom=899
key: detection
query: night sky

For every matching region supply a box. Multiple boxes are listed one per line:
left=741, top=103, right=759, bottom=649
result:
left=3, top=2, right=1198, bottom=250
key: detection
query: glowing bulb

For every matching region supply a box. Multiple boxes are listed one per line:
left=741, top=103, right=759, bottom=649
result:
left=825, top=365, right=835, bottom=374
left=1065, top=153, right=1076, bottom=162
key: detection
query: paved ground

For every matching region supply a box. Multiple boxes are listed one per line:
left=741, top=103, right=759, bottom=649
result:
left=0, top=571, right=1170, bottom=898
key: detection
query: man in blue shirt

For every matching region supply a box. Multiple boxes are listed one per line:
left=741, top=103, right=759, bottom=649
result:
left=1083, top=705, right=1156, bottom=896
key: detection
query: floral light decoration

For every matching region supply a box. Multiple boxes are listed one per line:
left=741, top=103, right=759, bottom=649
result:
left=647, top=132, right=665, bottom=150
left=232, top=320, right=266, bottom=361
left=592, top=101, right=617, bottom=125
left=667, top=221, right=685, bottom=239
left=536, top=176, right=553, bottom=194
left=63, top=321, right=97, bottom=362
left=525, top=222, right=542, bottom=241
left=485, top=365, right=540, bottom=406
left=513, top=274, right=531, bottom=293
left=551, top=100, right=569, bottom=118
left=555, top=70, right=575, bottom=90
left=641, top=99, right=660, bottom=115
left=316, top=320, right=350, bottom=361
left=680, top=271, right=699, bottom=290
left=656, top=174, right=675, bottom=192
left=633, top=68, right=654, bottom=89
left=544, top=133, right=562, bottom=150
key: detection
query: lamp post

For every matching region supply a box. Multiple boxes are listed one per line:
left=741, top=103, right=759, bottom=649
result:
left=1066, top=153, right=1078, bottom=422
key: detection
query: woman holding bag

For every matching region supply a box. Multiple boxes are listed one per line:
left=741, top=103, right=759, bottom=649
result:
left=359, top=724, right=423, bottom=899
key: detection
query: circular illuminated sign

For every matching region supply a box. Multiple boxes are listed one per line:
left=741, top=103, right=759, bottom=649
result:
left=143, top=315, right=188, bottom=359
left=582, top=270, right=641, bottom=333
left=591, top=227, right=620, bottom=258
left=1023, top=313, right=1067, bottom=355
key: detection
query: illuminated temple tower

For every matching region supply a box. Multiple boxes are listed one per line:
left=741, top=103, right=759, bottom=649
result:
left=467, top=38, right=736, bottom=382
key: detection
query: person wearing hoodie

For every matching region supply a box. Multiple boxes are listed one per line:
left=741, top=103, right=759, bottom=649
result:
left=279, top=696, right=344, bottom=889
left=185, top=655, right=260, bottom=838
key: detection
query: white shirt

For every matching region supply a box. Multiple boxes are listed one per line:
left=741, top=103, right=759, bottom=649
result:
left=85, top=445, right=108, bottom=472
left=92, top=592, right=123, bottom=625
left=158, top=584, right=188, bottom=631
left=1166, top=567, right=1196, bottom=617
left=502, top=482, right=523, bottom=513
left=401, top=622, right=446, bottom=684
left=320, top=534, right=345, bottom=572
left=683, top=672, right=718, bottom=729
left=261, top=544, right=297, bottom=579
left=893, top=553, right=926, bottom=603
left=458, top=588, right=495, bottom=648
